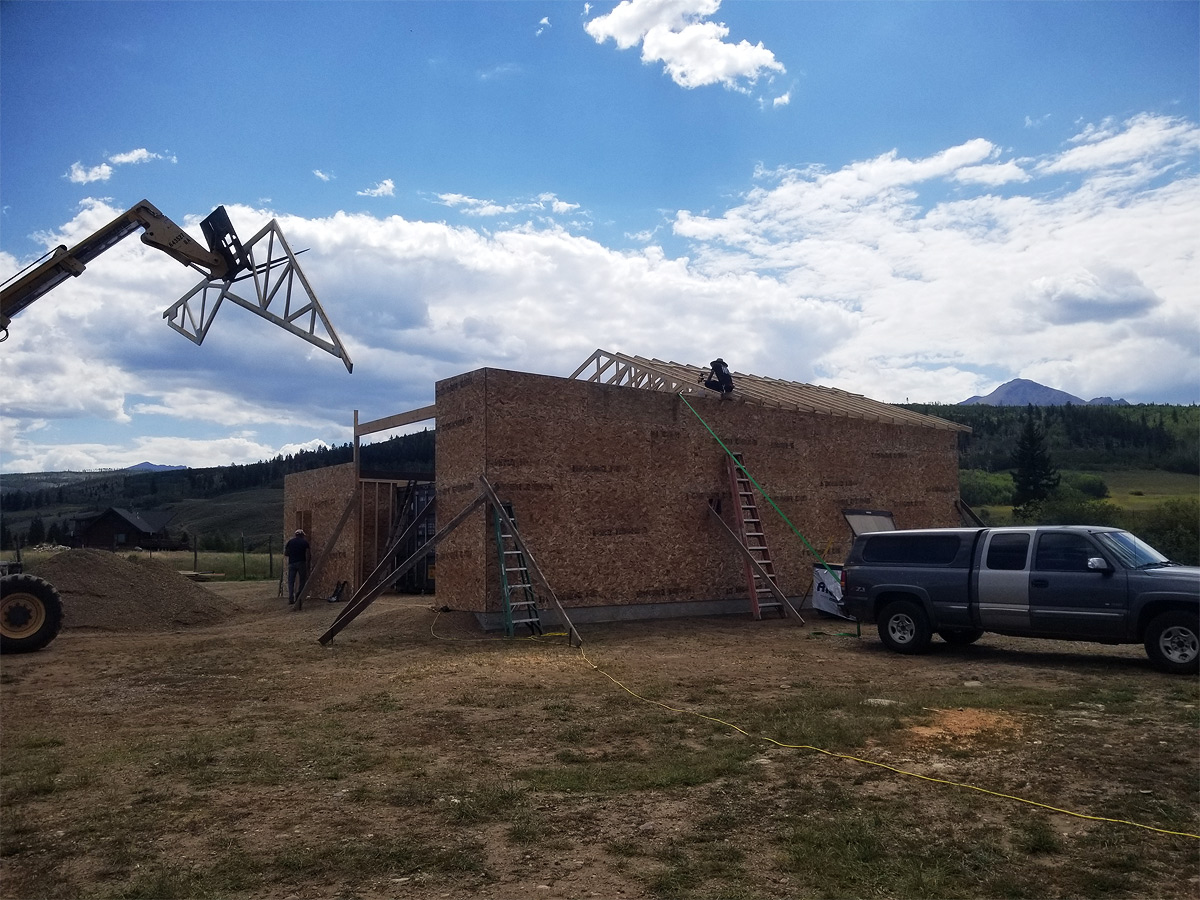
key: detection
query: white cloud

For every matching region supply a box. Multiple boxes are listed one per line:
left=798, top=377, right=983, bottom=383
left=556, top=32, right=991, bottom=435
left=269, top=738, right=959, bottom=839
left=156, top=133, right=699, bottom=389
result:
left=434, top=191, right=581, bottom=218
left=313, top=169, right=334, bottom=182
left=536, top=16, right=550, bottom=36
left=65, top=148, right=172, bottom=184
left=108, top=148, right=165, bottom=165
left=585, top=0, right=784, bottom=92
left=357, top=178, right=396, bottom=197
left=953, top=160, right=1030, bottom=186
left=772, top=91, right=790, bottom=108
left=66, top=161, right=113, bottom=184
left=1041, top=113, right=1200, bottom=175
left=5, top=112, right=1197, bottom=471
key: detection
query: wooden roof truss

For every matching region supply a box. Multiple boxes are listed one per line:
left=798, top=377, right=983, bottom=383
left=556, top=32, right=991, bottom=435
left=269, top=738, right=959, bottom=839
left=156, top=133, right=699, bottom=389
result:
left=570, top=349, right=967, bottom=432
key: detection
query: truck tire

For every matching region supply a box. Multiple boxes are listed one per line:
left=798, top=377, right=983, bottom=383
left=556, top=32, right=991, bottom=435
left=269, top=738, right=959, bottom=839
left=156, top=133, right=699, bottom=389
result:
left=878, top=600, right=933, bottom=654
left=1143, top=611, right=1199, bottom=675
left=0, top=574, right=64, bottom=654
left=939, top=628, right=984, bottom=646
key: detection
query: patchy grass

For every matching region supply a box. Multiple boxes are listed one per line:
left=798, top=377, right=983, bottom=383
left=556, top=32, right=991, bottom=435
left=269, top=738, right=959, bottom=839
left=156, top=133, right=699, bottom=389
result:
left=2, top=602, right=1197, bottom=900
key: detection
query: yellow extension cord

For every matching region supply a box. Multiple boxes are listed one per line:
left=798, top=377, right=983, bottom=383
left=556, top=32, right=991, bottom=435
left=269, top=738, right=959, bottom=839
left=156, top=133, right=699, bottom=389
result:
left=426, top=612, right=1198, bottom=841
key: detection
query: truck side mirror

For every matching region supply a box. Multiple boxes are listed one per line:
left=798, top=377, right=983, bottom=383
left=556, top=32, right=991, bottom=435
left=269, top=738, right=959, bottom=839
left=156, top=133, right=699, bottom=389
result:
left=1087, top=557, right=1112, bottom=573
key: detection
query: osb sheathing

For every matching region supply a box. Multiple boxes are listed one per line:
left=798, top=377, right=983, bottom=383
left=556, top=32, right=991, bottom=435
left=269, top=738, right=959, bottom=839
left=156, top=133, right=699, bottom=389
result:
left=435, top=367, right=961, bottom=616
left=283, top=463, right=358, bottom=599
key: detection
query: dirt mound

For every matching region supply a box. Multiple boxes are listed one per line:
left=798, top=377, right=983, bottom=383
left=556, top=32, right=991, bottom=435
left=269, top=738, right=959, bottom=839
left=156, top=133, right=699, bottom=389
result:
left=27, top=549, right=245, bottom=632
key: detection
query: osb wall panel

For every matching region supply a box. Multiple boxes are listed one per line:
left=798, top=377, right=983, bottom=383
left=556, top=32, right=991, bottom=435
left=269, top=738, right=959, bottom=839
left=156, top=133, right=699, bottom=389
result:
left=434, top=371, right=489, bottom=611
left=435, top=368, right=960, bottom=615
left=284, top=462, right=358, bottom=599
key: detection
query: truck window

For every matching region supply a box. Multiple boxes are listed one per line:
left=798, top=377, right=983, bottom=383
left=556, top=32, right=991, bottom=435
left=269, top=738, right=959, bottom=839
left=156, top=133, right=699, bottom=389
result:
left=1034, top=533, right=1096, bottom=572
left=986, top=533, right=1029, bottom=570
left=861, top=534, right=961, bottom=565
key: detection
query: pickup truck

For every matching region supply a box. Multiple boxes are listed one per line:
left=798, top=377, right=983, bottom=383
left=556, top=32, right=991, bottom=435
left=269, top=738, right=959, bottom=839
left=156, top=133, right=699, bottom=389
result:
left=840, top=526, right=1199, bottom=674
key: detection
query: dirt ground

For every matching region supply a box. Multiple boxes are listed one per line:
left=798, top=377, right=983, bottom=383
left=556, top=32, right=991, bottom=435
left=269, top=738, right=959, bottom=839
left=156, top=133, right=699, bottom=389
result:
left=2, top=551, right=1198, bottom=899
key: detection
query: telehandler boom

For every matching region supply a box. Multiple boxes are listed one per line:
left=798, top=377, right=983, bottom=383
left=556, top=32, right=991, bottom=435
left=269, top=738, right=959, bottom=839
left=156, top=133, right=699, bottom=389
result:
left=1, top=199, right=353, bottom=653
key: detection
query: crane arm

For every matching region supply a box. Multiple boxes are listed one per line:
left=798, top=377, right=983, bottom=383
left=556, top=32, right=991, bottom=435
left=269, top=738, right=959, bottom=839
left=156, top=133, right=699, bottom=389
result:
left=0, top=199, right=351, bottom=372
left=0, top=200, right=245, bottom=333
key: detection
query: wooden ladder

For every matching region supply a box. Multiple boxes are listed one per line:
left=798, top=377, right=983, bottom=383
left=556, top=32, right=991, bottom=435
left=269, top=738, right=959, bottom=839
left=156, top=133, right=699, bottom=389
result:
left=493, top=501, right=543, bottom=636
left=728, top=453, right=786, bottom=619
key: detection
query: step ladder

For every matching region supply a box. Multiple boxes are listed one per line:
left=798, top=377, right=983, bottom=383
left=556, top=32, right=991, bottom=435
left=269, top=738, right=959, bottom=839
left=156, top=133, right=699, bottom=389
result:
left=493, top=501, right=543, bottom=637
left=727, top=453, right=786, bottom=619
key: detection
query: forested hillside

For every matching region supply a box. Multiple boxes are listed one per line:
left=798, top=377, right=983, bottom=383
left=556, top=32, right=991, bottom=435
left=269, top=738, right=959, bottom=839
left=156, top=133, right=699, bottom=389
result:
left=1, top=430, right=434, bottom=512
left=903, top=403, right=1199, bottom=473
left=0, top=430, right=435, bottom=551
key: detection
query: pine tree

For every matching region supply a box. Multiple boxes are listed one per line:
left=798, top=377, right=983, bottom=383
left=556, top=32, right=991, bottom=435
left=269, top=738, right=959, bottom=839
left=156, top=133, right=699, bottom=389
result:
left=1012, top=409, right=1060, bottom=512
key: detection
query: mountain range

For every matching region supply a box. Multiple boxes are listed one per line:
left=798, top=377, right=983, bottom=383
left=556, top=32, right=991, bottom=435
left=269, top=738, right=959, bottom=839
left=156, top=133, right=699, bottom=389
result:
left=960, top=379, right=1129, bottom=407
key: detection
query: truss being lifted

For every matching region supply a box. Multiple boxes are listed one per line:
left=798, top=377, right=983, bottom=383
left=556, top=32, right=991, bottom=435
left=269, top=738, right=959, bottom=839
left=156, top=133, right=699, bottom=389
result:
left=163, top=219, right=353, bottom=373
left=570, top=348, right=965, bottom=431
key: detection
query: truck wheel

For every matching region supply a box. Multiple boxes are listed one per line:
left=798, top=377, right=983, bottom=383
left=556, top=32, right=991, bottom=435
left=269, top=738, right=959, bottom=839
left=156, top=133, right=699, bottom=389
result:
left=1143, top=611, right=1199, bottom=675
left=939, top=628, right=984, bottom=646
left=878, top=600, right=932, bottom=654
left=0, top=574, right=64, bottom=654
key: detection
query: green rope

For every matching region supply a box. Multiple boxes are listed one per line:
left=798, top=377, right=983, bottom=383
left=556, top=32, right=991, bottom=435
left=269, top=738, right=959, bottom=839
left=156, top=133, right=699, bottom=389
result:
left=678, top=392, right=842, bottom=584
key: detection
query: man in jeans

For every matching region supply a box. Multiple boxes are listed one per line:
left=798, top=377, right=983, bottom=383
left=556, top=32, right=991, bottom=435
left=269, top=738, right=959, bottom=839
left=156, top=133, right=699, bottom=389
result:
left=284, top=529, right=311, bottom=607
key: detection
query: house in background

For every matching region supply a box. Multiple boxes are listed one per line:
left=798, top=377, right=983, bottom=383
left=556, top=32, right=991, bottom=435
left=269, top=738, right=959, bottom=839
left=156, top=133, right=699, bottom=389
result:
left=74, top=507, right=178, bottom=550
left=287, top=350, right=970, bottom=630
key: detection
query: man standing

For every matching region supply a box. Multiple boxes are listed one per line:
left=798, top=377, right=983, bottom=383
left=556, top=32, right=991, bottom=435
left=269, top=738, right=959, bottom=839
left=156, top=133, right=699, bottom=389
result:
left=284, top=529, right=311, bottom=607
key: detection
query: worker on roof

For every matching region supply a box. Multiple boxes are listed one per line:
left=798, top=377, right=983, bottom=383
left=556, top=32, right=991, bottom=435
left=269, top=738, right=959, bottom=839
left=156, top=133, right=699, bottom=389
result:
left=700, top=358, right=734, bottom=399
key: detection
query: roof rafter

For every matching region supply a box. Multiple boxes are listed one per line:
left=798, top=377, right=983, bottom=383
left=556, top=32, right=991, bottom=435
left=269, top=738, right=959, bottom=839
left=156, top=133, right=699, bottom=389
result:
left=569, top=349, right=968, bottom=432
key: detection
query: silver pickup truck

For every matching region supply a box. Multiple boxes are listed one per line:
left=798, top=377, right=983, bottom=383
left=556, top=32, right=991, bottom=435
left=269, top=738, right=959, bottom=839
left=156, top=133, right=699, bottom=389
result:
left=840, top=526, right=1200, bottom=674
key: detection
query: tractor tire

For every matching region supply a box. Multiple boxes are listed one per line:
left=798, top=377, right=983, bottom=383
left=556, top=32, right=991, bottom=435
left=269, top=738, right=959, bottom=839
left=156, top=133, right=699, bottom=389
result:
left=1, top=574, right=64, bottom=654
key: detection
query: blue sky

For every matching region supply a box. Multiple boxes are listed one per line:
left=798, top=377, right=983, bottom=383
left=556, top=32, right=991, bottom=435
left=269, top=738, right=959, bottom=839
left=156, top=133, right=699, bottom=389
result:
left=1, top=0, right=1197, bottom=473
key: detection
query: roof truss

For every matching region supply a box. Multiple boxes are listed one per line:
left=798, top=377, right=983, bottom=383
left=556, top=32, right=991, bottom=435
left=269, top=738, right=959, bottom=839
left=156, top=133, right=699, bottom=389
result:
left=569, top=349, right=967, bottom=432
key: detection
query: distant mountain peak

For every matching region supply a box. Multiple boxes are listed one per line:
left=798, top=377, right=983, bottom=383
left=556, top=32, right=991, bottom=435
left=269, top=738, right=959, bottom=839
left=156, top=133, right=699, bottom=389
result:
left=125, top=462, right=187, bottom=472
left=960, top=379, right=1128, bottom=406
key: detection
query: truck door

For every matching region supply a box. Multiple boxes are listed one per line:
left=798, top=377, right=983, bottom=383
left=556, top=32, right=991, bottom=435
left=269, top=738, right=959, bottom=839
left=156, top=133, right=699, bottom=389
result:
left=1030, top=531, right=1128, bottom=638
left=975, top=530, right=1033, bottom=631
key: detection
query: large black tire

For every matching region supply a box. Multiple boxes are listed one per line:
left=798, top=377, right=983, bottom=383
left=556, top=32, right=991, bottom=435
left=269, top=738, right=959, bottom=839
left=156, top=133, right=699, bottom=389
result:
left=939, top=628, right=984, bottom=646
left=877, top=599, right=933, bottom=655
left=0, top=574, right=64, bottom=654
left=1143, top=610, right=1199, bottom=675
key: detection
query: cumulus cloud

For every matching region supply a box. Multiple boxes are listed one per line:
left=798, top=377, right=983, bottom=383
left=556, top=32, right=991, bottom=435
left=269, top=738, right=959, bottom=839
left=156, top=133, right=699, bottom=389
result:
left=108, top=149, right=168, bottom=165
left=536, top=16, right=550, bottom=36
left=585, top=0, right=784, bottom=92
left=1026, top=266, right=1161, bottom=325
left=5, top=112, right=1197, bottom=471
left=668, top=114, right=1199, bottom=404
left=67, top=162, right=113, bottom=184
left=65, top=149, right=172, bottom=184
left=434, top=191, right=581, bottom=218
left=357, top=178, right=396, bottom=197
left=313, top=169, right=334, bottom=182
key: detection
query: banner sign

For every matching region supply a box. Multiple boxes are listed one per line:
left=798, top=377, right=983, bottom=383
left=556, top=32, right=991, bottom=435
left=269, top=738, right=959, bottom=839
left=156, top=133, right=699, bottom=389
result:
left=812, top=564, right=854, bottom=620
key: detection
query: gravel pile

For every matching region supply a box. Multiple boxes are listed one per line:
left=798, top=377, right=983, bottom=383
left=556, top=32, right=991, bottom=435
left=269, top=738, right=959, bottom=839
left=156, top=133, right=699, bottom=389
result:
left=27, top=549, right=244, bottom=631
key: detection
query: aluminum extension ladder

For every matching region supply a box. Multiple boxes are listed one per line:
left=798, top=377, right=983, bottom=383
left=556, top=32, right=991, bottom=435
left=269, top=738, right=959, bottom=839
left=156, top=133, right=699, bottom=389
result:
left=493, top=501, right=543, bottom=636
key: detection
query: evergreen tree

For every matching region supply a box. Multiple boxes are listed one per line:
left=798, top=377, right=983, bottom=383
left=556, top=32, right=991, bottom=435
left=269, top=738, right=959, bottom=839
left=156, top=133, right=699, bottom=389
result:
left=1012, top=410, right=1060, bottom=512
left=26, top=515, right=46, bottom=546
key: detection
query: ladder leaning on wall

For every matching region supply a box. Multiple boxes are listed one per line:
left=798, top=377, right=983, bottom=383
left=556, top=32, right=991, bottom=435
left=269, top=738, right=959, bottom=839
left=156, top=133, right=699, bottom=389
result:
left=493, top=501, right=543, bottom=637
left=727, top=452, right=788, bottom=619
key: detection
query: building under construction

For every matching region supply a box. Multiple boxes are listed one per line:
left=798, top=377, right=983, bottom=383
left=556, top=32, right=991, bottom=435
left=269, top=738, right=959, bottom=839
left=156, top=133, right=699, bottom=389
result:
left=284, top=350, right=969, bottom=634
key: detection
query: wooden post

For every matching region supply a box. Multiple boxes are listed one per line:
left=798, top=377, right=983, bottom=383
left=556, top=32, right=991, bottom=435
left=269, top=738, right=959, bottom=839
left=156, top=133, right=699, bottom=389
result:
left=319, top=492, right=485, bottom=645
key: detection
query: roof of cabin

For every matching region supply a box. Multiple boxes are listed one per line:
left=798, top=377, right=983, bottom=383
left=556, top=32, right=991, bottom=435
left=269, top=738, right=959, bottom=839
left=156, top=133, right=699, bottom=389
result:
left=569, top=349, right=969, bottom=432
